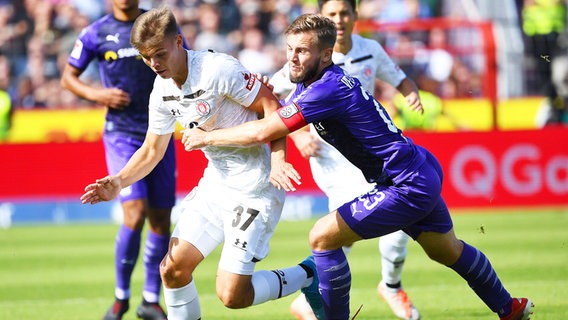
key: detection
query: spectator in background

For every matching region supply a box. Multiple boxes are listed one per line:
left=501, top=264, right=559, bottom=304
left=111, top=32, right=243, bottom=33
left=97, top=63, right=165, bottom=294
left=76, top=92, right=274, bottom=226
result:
left=413, top=27, right=482, bottom=98
left=0, top=0, right=32, bottom=79
left=60, top=0, right=185, bottom=319
left=521, top=0, right=566, bottom=99
left=538, top=31, right=568, bottom=126
left=358, top=0, right=433, bottom=23
left=193, top=2, right=237, bottom=54
left=0, top=54, right=12, bottom=140
left=238, top=28, right=276, bottom=75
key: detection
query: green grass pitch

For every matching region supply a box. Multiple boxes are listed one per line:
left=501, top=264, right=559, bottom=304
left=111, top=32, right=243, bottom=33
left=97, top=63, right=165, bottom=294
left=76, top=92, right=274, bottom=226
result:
left=1, top=208, right=567, bottom=319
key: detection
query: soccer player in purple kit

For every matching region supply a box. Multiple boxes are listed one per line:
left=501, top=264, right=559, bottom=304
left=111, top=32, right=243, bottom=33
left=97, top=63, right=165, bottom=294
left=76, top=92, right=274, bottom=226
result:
left=61, top=1, right=184, bottom=319
left=181, top=14, right=534, bottom=320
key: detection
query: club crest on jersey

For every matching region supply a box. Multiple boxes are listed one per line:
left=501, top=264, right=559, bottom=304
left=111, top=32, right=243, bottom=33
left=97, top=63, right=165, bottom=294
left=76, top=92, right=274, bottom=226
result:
left=279, top=103, right=299, bottom=119
left=243, top=72, right=256, bottom=91
left=195, top=100, right=211, bottom=116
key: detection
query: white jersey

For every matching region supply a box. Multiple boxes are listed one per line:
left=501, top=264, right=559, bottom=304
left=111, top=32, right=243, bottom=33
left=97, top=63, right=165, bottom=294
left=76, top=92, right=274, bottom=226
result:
left=148, top=49, right=275, bottom=196
left=271, top=35, right=408, bottom=210
left=151, top=50, right=286, bottom=274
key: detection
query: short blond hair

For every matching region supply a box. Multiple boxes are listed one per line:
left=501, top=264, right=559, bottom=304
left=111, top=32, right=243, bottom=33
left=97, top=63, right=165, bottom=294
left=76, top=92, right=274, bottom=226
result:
left=131, top=6, right=178, bottom=52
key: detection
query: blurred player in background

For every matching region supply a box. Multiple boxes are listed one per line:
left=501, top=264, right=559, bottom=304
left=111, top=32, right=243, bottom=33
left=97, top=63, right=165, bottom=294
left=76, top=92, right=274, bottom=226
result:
left=80, top=6, right=324, bottom=320
left=270, top=1, right=422, bottom=319
left=61, top=0, right=185, bottom=319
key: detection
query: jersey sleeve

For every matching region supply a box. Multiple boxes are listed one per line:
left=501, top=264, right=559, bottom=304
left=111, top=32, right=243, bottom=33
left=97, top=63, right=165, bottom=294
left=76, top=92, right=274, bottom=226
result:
left=371, top=41, right=407, bottom=88
left=209, top=54, right=261, bottom=107
left=67, top=26, right=97, bottom=70
left=147, top=79, right=177, bottom=135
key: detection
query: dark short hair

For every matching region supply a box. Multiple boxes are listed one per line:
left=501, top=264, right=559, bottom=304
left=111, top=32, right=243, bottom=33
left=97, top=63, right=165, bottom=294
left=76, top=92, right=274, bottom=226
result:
left=131, top=6, right=178, bottom=52
left=285, top=14, right=337, bottom=50
left=318, top=0, right=357, bottom=12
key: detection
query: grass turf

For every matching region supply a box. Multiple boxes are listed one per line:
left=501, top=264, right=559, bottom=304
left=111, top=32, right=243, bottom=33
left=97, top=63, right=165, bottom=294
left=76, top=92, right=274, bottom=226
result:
left=0, top=208, right=567, bottom=319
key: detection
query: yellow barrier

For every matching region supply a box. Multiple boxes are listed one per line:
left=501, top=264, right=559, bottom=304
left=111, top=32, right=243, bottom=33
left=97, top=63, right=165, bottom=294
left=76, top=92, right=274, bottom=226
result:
left=496, top=97, right=543, bottom=130
left=3, top=98, right=544, bottom=144
left=6, top=108, right=106, bottom=143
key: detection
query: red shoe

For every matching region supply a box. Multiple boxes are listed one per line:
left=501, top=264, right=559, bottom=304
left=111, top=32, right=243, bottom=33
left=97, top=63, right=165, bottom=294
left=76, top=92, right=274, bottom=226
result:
left=377, top=281, right=420, bottom=320
left=499, top=298, right=534, bottom=320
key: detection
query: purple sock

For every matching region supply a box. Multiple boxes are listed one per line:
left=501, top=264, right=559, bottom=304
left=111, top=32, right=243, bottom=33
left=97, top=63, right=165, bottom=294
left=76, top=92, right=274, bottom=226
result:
left=115, top=225, right=141, bottom=296
left=143, top=231, right=170, bottom=301
left=449, top=241, right=512, bottom=315
left=313, top=249, right=351, bottom=320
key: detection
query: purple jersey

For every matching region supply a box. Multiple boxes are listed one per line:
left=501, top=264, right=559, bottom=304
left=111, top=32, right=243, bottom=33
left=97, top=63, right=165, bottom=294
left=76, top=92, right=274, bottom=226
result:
left=286, top=64, right=426, bottom=186
left=67, top=11, right=156, bottom=138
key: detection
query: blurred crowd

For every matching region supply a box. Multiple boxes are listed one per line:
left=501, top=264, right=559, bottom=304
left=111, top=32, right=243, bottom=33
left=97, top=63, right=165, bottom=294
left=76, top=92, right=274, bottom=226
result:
left=0, top=0, right=566, bottom=116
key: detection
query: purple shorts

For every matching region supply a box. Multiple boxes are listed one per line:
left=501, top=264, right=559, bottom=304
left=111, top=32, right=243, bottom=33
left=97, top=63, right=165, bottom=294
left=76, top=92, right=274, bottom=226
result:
left=103, top=133, right=176, bottom=208
left=338, top=147, right=453, bottom=240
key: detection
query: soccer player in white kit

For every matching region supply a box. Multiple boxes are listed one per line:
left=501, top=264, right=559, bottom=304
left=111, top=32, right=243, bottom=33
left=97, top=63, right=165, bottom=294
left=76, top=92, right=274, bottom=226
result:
left=80, top=6, right=325, bottom=320
left=269, top=1, right=422, bottom=319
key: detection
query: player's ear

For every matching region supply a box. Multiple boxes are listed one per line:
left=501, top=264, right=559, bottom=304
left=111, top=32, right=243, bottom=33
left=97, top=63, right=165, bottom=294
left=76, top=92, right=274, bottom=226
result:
left=322, top=47, right=333, bottom=64
left=176, top=34, right=183, bottom=48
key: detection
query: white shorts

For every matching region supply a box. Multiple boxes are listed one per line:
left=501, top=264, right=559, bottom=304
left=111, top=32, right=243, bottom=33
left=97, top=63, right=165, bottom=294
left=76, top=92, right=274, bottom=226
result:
left=310, top=138, right=375, bottom=210
left=172, top=183, right=285, bottom=275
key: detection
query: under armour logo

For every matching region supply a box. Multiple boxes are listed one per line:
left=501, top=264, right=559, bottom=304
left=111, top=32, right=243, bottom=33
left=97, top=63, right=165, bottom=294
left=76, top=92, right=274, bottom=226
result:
left=234, top=238, right=247, bottom=249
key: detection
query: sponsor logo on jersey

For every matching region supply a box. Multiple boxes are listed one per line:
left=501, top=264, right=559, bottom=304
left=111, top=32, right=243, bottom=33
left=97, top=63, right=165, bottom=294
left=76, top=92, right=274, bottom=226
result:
left=243, top=72, right=256, bottom=91
left=278, top=103, right=299, bottom=119
left=104, top=48, right=141, bottom=62
left=106, top=33, right=120, bottom=44
left=104, top=51, right=118, bottom=61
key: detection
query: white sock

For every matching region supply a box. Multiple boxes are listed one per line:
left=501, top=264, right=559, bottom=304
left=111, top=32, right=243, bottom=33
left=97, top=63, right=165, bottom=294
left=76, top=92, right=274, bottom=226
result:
left=251, top=265, right=308, bottom=305
left=163, top=280, right=201, bottom=320
left=379, top=230, right=410, bottom=285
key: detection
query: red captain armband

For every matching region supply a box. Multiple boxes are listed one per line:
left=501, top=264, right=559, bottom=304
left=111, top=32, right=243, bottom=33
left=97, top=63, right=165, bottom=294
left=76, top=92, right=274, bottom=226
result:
left=277, top=103, right=307, bottom=132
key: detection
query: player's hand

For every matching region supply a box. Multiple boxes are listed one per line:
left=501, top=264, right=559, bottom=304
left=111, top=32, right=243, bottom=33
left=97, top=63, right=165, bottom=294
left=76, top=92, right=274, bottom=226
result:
left=80, top=175, right=121, bottom=204
left=181, top=128, right=207, bottom=151
left=405, top=92, right=424, bottom=114
left=97, top=88, right=131, bottom=110
left=254, top=73, right=274, bottom=91
left=290, top=130, right=320, bottom=159
left=270, top=160, right=301, bottom=192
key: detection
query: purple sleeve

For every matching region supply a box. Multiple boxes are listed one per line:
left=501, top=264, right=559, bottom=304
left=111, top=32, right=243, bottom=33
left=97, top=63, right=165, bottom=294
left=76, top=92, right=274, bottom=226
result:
left=67, top=27, right=97, bottom=70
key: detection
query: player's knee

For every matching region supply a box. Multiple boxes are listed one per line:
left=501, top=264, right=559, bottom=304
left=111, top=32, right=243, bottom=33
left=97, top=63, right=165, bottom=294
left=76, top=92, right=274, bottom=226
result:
left=122, top=201, right=147, bottom=230
left=308, top=224, right=332, bottom=251
left=160, top=257, right=186, bottom=288
left=216, top=288, right=249, bottom=309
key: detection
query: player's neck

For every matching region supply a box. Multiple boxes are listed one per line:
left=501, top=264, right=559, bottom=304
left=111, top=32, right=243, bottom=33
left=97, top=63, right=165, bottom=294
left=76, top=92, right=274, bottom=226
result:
left=334, top=37, right=352, bottom=55
left=113, top=6, right=141, bottom=22
left=173, top=50, right=189, bottom=88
